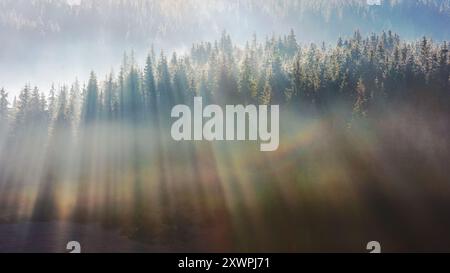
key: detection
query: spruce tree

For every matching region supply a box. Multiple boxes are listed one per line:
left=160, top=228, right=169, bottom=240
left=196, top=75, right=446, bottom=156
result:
left=83, top=72, right=99, bottom=124
left=157, top=52, right=173, bottom=112
left=143, top=55, right=156, bottom=116
left=239, top=53, right=257, bottom=104
left=0, top=88, right=8, bottom=127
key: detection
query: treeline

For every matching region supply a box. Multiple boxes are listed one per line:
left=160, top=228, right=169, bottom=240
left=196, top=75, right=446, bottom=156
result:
left=0, top=30, right=449, bottom=136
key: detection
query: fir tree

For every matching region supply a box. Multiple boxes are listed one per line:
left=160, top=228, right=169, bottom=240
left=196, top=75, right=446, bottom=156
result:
left=83, top=72, right=99, bottom=124
left=0, top=88, right=9, bottom=127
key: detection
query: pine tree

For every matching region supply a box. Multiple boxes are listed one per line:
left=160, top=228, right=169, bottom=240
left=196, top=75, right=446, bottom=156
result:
left=15, top=85, right=31, bottom=128
left=29, top=87, right=41, bottom=123
left=54, top=86, right=69, bottom=130
left=67, top=79, right=81, bottom=127
left=40, top=92, right=48, bottom=123
left=239, top=53, right=257, bottom=104
left=143, top=55, right=156, bottom=116
left=103, top=73, right=115, bottom=121
left=439, top=42, right=449, bottom=91
left=420, top=36, right=431, bottom=73
left=216, top=57, right=239, bottom=104
left=48, top=84, right=56, bottom=120
left=258, top=70, right=273, bottom=105
left=285, top=29, right=298, bottom=57
left=83, top=72, right=99, bottom=124
left=0, top=88, right=9, bottom=127
left=270, top=51, right=288, bottom=104
left=172, top=58, right=189, bottom=105
left=124, top=65, right=142, bottom=122
left=157, top=52, right=173, bottom=111
left=291, top=53, right=303, bottom=104
left=337, top=37, right=344, bottom=48
left=199, top=71, right=212, bottom=104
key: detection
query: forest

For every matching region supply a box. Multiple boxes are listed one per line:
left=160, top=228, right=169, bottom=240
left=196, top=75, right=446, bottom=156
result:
left=3, top=0, right=450, bottom=96
left=1, top=30, right=449, bottom=129
left=0, top=28, right=449, bottom=251
left=2, top=0, right=450, bottom=47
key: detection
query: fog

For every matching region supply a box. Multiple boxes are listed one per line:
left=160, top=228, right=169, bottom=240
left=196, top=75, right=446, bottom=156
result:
left=1, top=0, right=450, bottom=252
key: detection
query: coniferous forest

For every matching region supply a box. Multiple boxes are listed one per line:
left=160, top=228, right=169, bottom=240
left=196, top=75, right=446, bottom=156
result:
left=0, top=1, right=450, bottom=253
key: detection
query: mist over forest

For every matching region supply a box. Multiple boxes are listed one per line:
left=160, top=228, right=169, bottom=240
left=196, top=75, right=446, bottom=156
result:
left=1, top=0, right=450, bottom=96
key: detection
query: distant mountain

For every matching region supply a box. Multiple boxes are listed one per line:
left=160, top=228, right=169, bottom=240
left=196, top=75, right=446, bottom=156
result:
left=0, top=0, right=449, bottom=51
left=1, top=0, right=449, bottom=95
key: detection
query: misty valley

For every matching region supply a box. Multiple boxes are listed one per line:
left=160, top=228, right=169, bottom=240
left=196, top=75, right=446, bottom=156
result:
left=0, top=0, right=449, bottom=252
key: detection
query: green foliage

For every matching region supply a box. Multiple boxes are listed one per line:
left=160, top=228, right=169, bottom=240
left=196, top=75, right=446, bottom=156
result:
left=0, top=88, right=8, bottom=126
left=4, top=30, right=450, bottom=134
left=83, top=72, right=99, bottom=124
left=239, top=53, right=257, bottom=104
